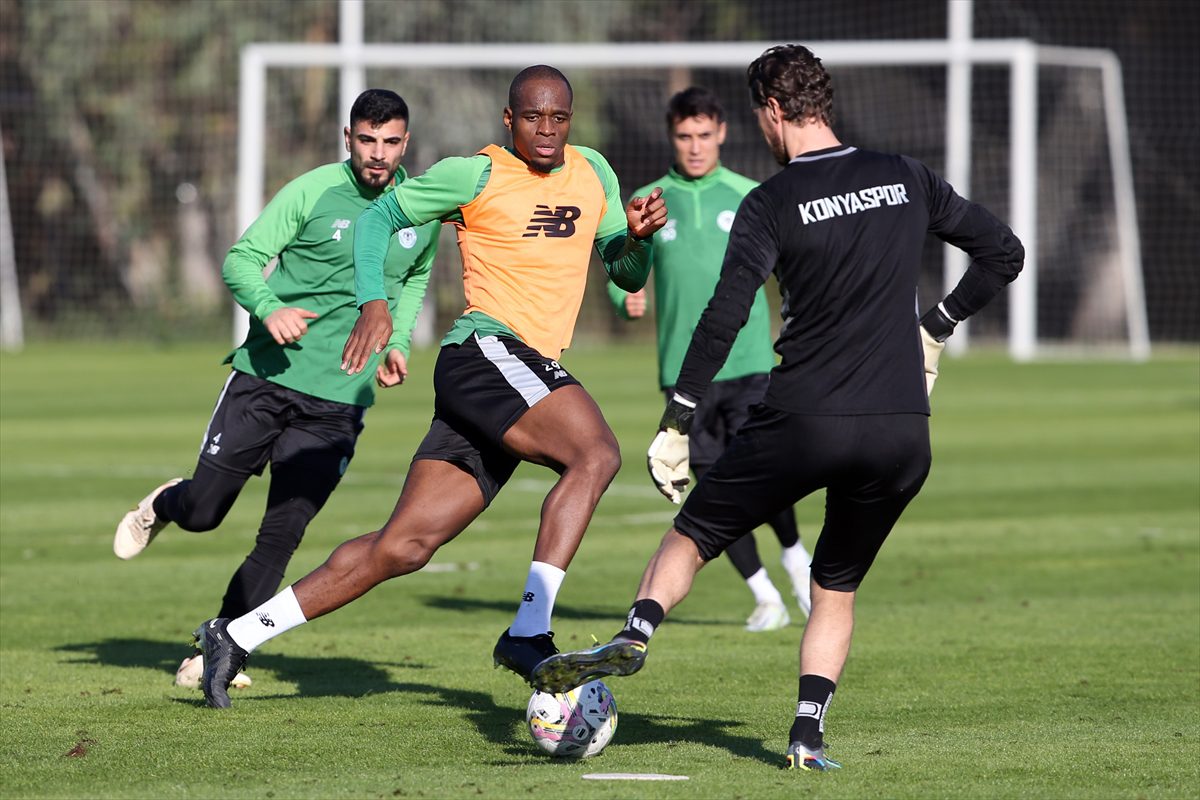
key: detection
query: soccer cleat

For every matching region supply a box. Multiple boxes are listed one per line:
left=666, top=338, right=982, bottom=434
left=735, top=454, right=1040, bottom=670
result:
left=113, top=478, right=182, bottom=560
left=174, top=652, right=252, bottom=690
left=193, top=618, right=249, bottom=709
left=745, top=600, right=790, bottom=632
left=785, top=741, right=842, bottom=772
left=492, top=629, right=558, bottom=682
left=530, top=637, right=647, bottom=693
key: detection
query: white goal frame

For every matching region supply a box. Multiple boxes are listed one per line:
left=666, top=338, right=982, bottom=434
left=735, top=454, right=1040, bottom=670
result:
left=235, top=39, right=1150, bottom=361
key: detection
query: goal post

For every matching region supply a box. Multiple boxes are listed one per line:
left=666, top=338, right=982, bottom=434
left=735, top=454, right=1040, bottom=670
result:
left=236, top=39, right=1149, bottom=361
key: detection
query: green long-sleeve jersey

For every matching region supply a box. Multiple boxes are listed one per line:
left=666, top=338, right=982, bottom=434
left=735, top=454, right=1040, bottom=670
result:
left=223, top=161, right=438, bottom=407
left=608, top=164, right=775, bottom=389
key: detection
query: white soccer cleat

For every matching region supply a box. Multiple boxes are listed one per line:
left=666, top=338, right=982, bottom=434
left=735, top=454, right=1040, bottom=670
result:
left=745, top=600, right=790, bottom=632
left=174, top=653, right=251, bottom=689
left=113, top=478, right=182, bottom=560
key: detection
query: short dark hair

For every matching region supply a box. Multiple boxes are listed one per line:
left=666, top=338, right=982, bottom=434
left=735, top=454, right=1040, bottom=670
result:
left=349, top=89, right=409, bottom=127
left=508, top=65, right=573, bottom=110
left=666, top=86, right=726, bottom=129
left=747, top=45, right=834, bottom=126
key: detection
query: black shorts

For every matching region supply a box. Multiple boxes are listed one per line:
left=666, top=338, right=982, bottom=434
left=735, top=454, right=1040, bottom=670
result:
left=665, top=373, right=769, bottom=470
left=198, top=371, right=365, bottom=479
left=674, top=409, right=931, bottom=591
left=412, top=334, right=581, bottom=503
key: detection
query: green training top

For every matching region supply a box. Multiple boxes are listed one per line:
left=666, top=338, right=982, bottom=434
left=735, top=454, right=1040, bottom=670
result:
left=222, top=161, right=438, bottom=407
left=608, top=164, right=776, bottom=389
left=354, top=145, right=651, bottom=348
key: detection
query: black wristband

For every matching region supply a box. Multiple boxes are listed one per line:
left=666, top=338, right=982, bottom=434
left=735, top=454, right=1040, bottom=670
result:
left=658, top=396, right=695, bottom=436
left=920, top=304, right=958, bottom=343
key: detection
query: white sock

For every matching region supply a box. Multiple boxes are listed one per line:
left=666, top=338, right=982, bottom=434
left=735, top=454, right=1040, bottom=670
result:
left=746, top=568, right=784, bottom=605
left=781, top=542, right=812, bottom=573
left=508, top=561, right=566, bottom=637
left=226, top=586, right=308, bottom=652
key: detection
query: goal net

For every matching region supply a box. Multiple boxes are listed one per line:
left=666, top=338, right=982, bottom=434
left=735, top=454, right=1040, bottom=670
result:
left=238, top=40, right=1149, bottom=360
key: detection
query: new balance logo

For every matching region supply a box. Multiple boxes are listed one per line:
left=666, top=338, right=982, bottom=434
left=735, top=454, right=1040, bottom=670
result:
left=523, top=592, right=535, bottom=602
left=523, top=205, right=581, bottom=238
left=256, top=612, right=275, bottom=628
left=207, top=432, right=222, bottom=456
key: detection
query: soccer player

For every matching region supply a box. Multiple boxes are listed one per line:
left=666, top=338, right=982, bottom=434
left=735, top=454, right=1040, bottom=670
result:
left=532, top=45, right=1024, bottom=771
left=607, top=87, right=812, bottom=632
left=113, top=89, right=438, bottom=689
left=192, top=65, right=668, bottom=709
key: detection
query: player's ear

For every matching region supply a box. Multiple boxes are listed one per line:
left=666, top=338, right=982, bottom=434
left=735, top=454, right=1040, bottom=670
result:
left=767, top=97, right=783, bottom=123
left=716, top=121, right=728, bottom=146
left=343, top=126, right=352, bottom=152
left=502, top=106, right=513, bottom=132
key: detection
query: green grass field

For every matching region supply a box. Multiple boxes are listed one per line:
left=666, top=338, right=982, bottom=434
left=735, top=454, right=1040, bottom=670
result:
left=1, top=341, right=1197, bottom=799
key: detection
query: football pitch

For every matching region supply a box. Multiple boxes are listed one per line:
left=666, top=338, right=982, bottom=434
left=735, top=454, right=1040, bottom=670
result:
left=1, top=340, right=1197, bottom=799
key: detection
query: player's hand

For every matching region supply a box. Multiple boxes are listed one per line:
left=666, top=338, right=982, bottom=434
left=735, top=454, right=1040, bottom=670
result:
left=646, top=394, right=696, bottom=504
left=376, top=349, right=408, bottom=388
left=919, top=304, right=958, bottom=397
left=264, top=307, right=319, bottom=345
left=341, top=299, right=392, bottom=375
left=920, top=326, right=945, bottom=396
left=626, top=187, right=667, bottom=240
left=625, top=289, right=647, bottom=319
left=647, top=429, right=690, bottom=504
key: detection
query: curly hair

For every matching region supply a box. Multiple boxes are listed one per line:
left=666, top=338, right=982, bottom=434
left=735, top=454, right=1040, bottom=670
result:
left=747, top=45, right=834, bottom=126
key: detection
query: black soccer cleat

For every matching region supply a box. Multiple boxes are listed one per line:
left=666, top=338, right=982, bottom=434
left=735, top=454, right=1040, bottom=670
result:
left=530, top=637, right=647, bottom=693
left=492, top=629, right=558, bottom=683
left=193, top=618, right=249, bottom=709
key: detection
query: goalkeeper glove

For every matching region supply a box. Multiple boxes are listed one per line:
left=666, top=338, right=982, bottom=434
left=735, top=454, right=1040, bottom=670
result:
left=647, top=394, right=695, bottom=505
left=920, top=303, right=958, bottom=396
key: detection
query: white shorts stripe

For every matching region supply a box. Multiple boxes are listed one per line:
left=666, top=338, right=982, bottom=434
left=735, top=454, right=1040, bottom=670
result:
left=199, top=371, right=238, bottom=458
left=474, top=334, right=551, bottom=408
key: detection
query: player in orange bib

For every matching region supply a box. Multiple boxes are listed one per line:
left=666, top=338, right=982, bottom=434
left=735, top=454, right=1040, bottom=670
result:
left=193, top=65, right=668, bottom=708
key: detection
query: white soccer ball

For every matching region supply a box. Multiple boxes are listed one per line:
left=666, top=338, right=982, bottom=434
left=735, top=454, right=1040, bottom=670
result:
left=526, top=679, right=618, bottom=758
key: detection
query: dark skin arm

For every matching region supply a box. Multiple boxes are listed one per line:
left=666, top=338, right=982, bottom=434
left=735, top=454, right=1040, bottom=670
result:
left=342, top=300, right=391, bottom=375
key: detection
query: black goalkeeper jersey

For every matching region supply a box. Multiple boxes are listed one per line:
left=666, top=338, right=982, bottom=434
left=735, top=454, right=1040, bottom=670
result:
left=674, top=144, right=1023, bottom=415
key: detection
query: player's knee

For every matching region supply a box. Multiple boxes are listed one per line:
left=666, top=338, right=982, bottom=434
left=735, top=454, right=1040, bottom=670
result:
left=583, top=439, right=622, bottom=484
left=373, top=533, right=438, bottom=577
left=172, top=506, right=227, bottom=533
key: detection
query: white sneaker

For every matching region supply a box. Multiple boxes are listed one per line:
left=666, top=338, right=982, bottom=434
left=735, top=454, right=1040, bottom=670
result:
left=785, top=556, right=813, bottom=619
left=174, top=653, right=252, bottom=689
left=745, top=600, right=790, bottom=632
left=113, top=478, right=182, bottom=559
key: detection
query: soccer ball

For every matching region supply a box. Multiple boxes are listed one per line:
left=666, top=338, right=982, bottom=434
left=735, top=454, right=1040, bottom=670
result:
left=526, top=679, right=618, bottom=758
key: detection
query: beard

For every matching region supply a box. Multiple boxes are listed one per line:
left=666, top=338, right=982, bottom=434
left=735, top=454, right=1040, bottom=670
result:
left=767, top=129, right=789, bottom=166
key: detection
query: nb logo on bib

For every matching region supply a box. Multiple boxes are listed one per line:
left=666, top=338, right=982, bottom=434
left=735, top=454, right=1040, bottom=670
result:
left=523, top=205, right=581, bottom=238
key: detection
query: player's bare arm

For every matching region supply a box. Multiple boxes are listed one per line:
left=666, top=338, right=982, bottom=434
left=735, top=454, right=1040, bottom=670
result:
left=626, top=186, right=667, bottom=239
left=341, top=299, right=392, bottom=375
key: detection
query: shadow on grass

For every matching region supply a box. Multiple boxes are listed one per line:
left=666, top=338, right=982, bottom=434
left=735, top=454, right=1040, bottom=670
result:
left=420, top=595, right=731, bottom=627
left=385, top=682, right=778, bottom=767
left=55, top=637, right=429, bottom=701
left=54, top=638, right=776, bottom=766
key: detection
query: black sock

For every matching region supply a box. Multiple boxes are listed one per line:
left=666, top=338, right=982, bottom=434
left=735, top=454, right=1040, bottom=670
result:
left=789, top=674, right=837, bottom=748
left=616, top=598, right=664, bottom=644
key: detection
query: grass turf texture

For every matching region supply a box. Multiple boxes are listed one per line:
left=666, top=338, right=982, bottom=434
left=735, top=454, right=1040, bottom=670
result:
left=1, top=341, right=1197, bottom=799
